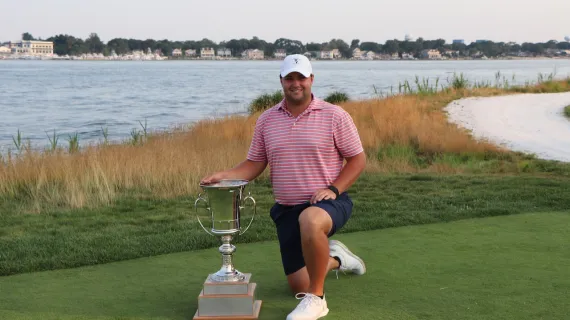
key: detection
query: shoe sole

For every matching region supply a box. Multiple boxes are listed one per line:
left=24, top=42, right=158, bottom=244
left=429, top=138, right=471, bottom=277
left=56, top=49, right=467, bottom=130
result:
left=329, top=240, right=366, bottom=275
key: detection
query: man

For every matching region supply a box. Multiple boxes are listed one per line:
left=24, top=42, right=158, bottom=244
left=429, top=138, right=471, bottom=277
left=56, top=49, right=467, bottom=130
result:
left=201, top=54, right=366, bottom=320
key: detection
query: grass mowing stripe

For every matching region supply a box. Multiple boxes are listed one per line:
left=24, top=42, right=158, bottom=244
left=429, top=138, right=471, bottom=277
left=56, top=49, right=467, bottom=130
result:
left=0, top=212, right=568, bottom=320
left=1, top=174, right=570, bottom=276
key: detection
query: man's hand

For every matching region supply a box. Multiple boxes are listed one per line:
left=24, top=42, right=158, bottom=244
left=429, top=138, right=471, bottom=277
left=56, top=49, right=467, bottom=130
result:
left=310, top=188, right=337, bottom=204
left=200, top=171, right=228, bottom=185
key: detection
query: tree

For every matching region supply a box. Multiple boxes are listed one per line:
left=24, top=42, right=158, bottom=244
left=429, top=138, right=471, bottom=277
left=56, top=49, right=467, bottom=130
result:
left=274, top=38, right=305, bottom=54
left=107, top=38, right=130, bottom=55
left=325, top=39, right=350, bottom=58
left=350, top=39, right=360, bottom=50
left=305, top=42, right=322, bottom=52
left=384, top=39, right=400, bottom=54
left=85, top=33, right=104, bottom=53
left=22, top=32, right=35, bottom=41
left=360, top=42, right=380, bottom=52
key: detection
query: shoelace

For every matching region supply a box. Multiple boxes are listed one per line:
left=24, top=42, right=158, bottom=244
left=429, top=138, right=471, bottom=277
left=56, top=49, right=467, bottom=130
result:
left=294, top=293, right=320, bottom=311
left=333, top=267, right=347, bottom=279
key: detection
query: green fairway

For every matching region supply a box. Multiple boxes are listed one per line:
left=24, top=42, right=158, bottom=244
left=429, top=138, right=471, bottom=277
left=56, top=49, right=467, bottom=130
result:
left=1, top=211, right=569, bottom=320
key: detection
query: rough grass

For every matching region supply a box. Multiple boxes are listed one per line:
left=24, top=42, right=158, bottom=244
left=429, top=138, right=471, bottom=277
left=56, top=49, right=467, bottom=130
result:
left=248, top=90, right=283, bottom=114
left=1, top=79, right=570, bottom=213
left=2, top=174, right=570, bottom=276
left=324, top=91, right=349, bottom=104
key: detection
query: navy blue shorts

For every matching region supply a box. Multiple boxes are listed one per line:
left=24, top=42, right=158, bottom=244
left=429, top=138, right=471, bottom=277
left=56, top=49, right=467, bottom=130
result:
left=269, top=192, right=353, bottom=275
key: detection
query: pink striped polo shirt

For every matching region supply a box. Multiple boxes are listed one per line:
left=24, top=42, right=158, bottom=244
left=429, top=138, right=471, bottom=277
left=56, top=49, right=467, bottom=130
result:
left=247, top=95, right=363, bottom=205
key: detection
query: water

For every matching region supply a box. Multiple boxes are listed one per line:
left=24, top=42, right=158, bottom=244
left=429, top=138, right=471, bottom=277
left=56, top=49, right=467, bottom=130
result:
left=1, top=59, right=570, bottom=153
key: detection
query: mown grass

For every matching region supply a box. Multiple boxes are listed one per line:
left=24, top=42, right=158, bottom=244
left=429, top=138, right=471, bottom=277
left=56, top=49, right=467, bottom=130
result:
left=1, top=212, right=569, bottom=320
left=2, top=173, right=570, bottom=276
left=1, top=76, right=569, bottom=214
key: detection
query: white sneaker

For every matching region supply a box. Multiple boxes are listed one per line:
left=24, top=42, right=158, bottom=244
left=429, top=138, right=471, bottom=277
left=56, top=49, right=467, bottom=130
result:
left=286, top=293, right=329, bottom=320
left=329, top=240, right=366, bottom=275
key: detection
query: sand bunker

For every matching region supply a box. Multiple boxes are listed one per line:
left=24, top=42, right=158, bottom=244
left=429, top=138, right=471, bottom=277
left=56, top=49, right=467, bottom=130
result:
left=444, top=92, right=570, bottom=162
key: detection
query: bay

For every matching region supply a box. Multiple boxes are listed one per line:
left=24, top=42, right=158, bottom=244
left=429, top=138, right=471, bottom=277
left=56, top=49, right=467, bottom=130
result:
left=1, top=59, right=569, bottom=153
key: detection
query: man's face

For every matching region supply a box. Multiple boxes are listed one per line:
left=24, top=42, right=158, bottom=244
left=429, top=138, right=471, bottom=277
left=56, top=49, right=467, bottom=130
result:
left=280, top=72, right=314, bottom=104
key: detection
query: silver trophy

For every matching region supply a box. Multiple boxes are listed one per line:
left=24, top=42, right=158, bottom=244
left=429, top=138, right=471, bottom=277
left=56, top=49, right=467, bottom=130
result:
left=193, top=179, right=262, bottom=319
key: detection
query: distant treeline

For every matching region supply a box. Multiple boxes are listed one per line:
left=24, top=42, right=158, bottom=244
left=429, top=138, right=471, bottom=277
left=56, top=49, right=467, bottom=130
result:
left=15, top=32, right=570, bottom=58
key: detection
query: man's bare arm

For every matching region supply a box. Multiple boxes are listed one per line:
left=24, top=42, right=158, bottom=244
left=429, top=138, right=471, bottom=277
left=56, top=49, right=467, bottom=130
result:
left=201, top=160, right=268, bottom=184
left=331, top=151, right=366, bottom=194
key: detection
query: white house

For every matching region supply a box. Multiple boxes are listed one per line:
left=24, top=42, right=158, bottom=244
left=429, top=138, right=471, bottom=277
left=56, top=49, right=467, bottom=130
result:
left=274, top=49, right=286, bottom=59
left=242, top=49, right=264, bottom=60
left=217, top=47, right=231, bottom=57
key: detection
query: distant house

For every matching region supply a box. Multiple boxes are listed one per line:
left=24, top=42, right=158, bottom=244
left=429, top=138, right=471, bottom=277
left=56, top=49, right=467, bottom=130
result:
left=331, top=49, right=342, bottom=59
left=185, top=49, right=197, bottom=57
left=0, top=46, right=10, bottom=55
left=352, top=48, right=362, bottom=59
left=201, top=48, right=215, bottom=59
left=320, top=49, right=341, bottom=60
left=452, top=39, right=465, bottom=44
left=242, top=49, right=264, bottom=60
left=8, top=40, right=53, bottom=55
left=320, top=50, right=333, bottom=59
left=274, top=49, right=286, bottom=59
left=442, top=49, right=460, bottom=58
left=421, top=49, right=442, bottom=60
left=172, top=49, right=182, bottom=56
left=217, top=47, right=231, bottom=58
left=364, top=51, right=376, bottom=60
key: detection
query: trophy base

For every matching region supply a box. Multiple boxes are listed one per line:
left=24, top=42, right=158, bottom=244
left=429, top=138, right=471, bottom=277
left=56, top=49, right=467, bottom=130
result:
left=193, top=300, right=262, bottom=320
left=193, top=273, right=262, bottom=320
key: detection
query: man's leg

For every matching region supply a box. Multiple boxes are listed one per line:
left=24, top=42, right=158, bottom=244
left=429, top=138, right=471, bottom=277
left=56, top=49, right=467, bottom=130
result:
left=297, top=206, right=334, bottom=296
left=286, top=258, right=340, bottom=294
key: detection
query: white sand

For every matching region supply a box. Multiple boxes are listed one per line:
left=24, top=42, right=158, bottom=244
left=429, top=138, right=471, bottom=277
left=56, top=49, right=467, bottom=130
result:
left=444, top=92, right=570, bottom=162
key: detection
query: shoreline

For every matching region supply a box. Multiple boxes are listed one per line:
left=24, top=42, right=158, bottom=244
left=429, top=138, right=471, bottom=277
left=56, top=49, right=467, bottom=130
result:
left=2, top=56, right=569, bottom=62
left=444, top=92, right=570, bottom=162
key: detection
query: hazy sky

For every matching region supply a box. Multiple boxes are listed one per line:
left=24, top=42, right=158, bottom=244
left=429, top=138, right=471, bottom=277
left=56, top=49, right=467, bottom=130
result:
left=1, top=0, right=569, bottom=44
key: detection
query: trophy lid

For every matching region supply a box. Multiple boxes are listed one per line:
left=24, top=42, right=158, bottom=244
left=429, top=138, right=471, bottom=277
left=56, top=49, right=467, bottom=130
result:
left=200, top=179, right=249, bottom=189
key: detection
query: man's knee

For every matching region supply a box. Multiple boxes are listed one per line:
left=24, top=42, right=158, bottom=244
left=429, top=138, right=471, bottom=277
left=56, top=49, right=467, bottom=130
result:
left=298, top=207, right=332, bottom=235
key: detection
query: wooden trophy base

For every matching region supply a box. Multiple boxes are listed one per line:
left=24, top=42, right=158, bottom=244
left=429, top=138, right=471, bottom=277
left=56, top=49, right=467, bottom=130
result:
left=193, top=273, right=262, bottom=319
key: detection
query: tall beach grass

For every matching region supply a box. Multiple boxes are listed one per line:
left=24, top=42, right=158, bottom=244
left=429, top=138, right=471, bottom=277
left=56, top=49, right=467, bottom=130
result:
left=1, top=74, right=569, bottom=213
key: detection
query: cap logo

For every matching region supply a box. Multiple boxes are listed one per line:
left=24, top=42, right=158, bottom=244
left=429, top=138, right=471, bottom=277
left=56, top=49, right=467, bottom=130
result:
left=294, top=58, right=299, bottom=64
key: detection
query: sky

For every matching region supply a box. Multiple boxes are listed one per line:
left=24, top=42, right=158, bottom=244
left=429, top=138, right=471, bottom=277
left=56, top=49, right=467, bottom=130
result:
left=1, top=0, right=569, bottom=44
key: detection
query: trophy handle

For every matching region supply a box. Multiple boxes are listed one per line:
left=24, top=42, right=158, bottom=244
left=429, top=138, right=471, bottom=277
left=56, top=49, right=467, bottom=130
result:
left=194, top=193, right=215, bottom=236
left=239, top=192, right=256, bottom=235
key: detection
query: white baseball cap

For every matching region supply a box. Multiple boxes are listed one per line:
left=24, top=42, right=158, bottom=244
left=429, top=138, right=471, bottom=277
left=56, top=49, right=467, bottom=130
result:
left=280, top=54, right=313, bottom=78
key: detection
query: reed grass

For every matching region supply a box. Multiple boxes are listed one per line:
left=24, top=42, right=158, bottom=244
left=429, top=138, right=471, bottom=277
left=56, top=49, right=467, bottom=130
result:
left=1, top=76, right=569, bottom=213
left=324, top=91, right=349, bottom=104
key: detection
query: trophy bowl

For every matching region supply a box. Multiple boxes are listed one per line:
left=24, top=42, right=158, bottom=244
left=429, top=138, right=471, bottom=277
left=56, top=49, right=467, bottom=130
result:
left=195, top=179, right=256, bottom=282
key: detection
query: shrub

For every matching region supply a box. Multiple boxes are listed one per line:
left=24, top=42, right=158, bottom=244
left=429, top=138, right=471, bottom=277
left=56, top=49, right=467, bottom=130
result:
left=564, top=105, right=570, bottom=118
left=450, top=73, right=469, bottom=90
left=248, top=90, right=283, bottom=114
left=324, top=91, right=349, bottom=104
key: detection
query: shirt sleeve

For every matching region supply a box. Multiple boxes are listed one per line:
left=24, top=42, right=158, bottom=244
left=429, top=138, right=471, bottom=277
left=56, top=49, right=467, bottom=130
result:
left=246, top=114, right=267, bottom=162
left=333, top=110, right=364, bottom=158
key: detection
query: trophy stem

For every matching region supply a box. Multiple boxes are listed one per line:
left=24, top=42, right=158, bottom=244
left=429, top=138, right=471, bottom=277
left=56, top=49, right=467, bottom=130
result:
left=210, top=234, right=245, bottom=282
